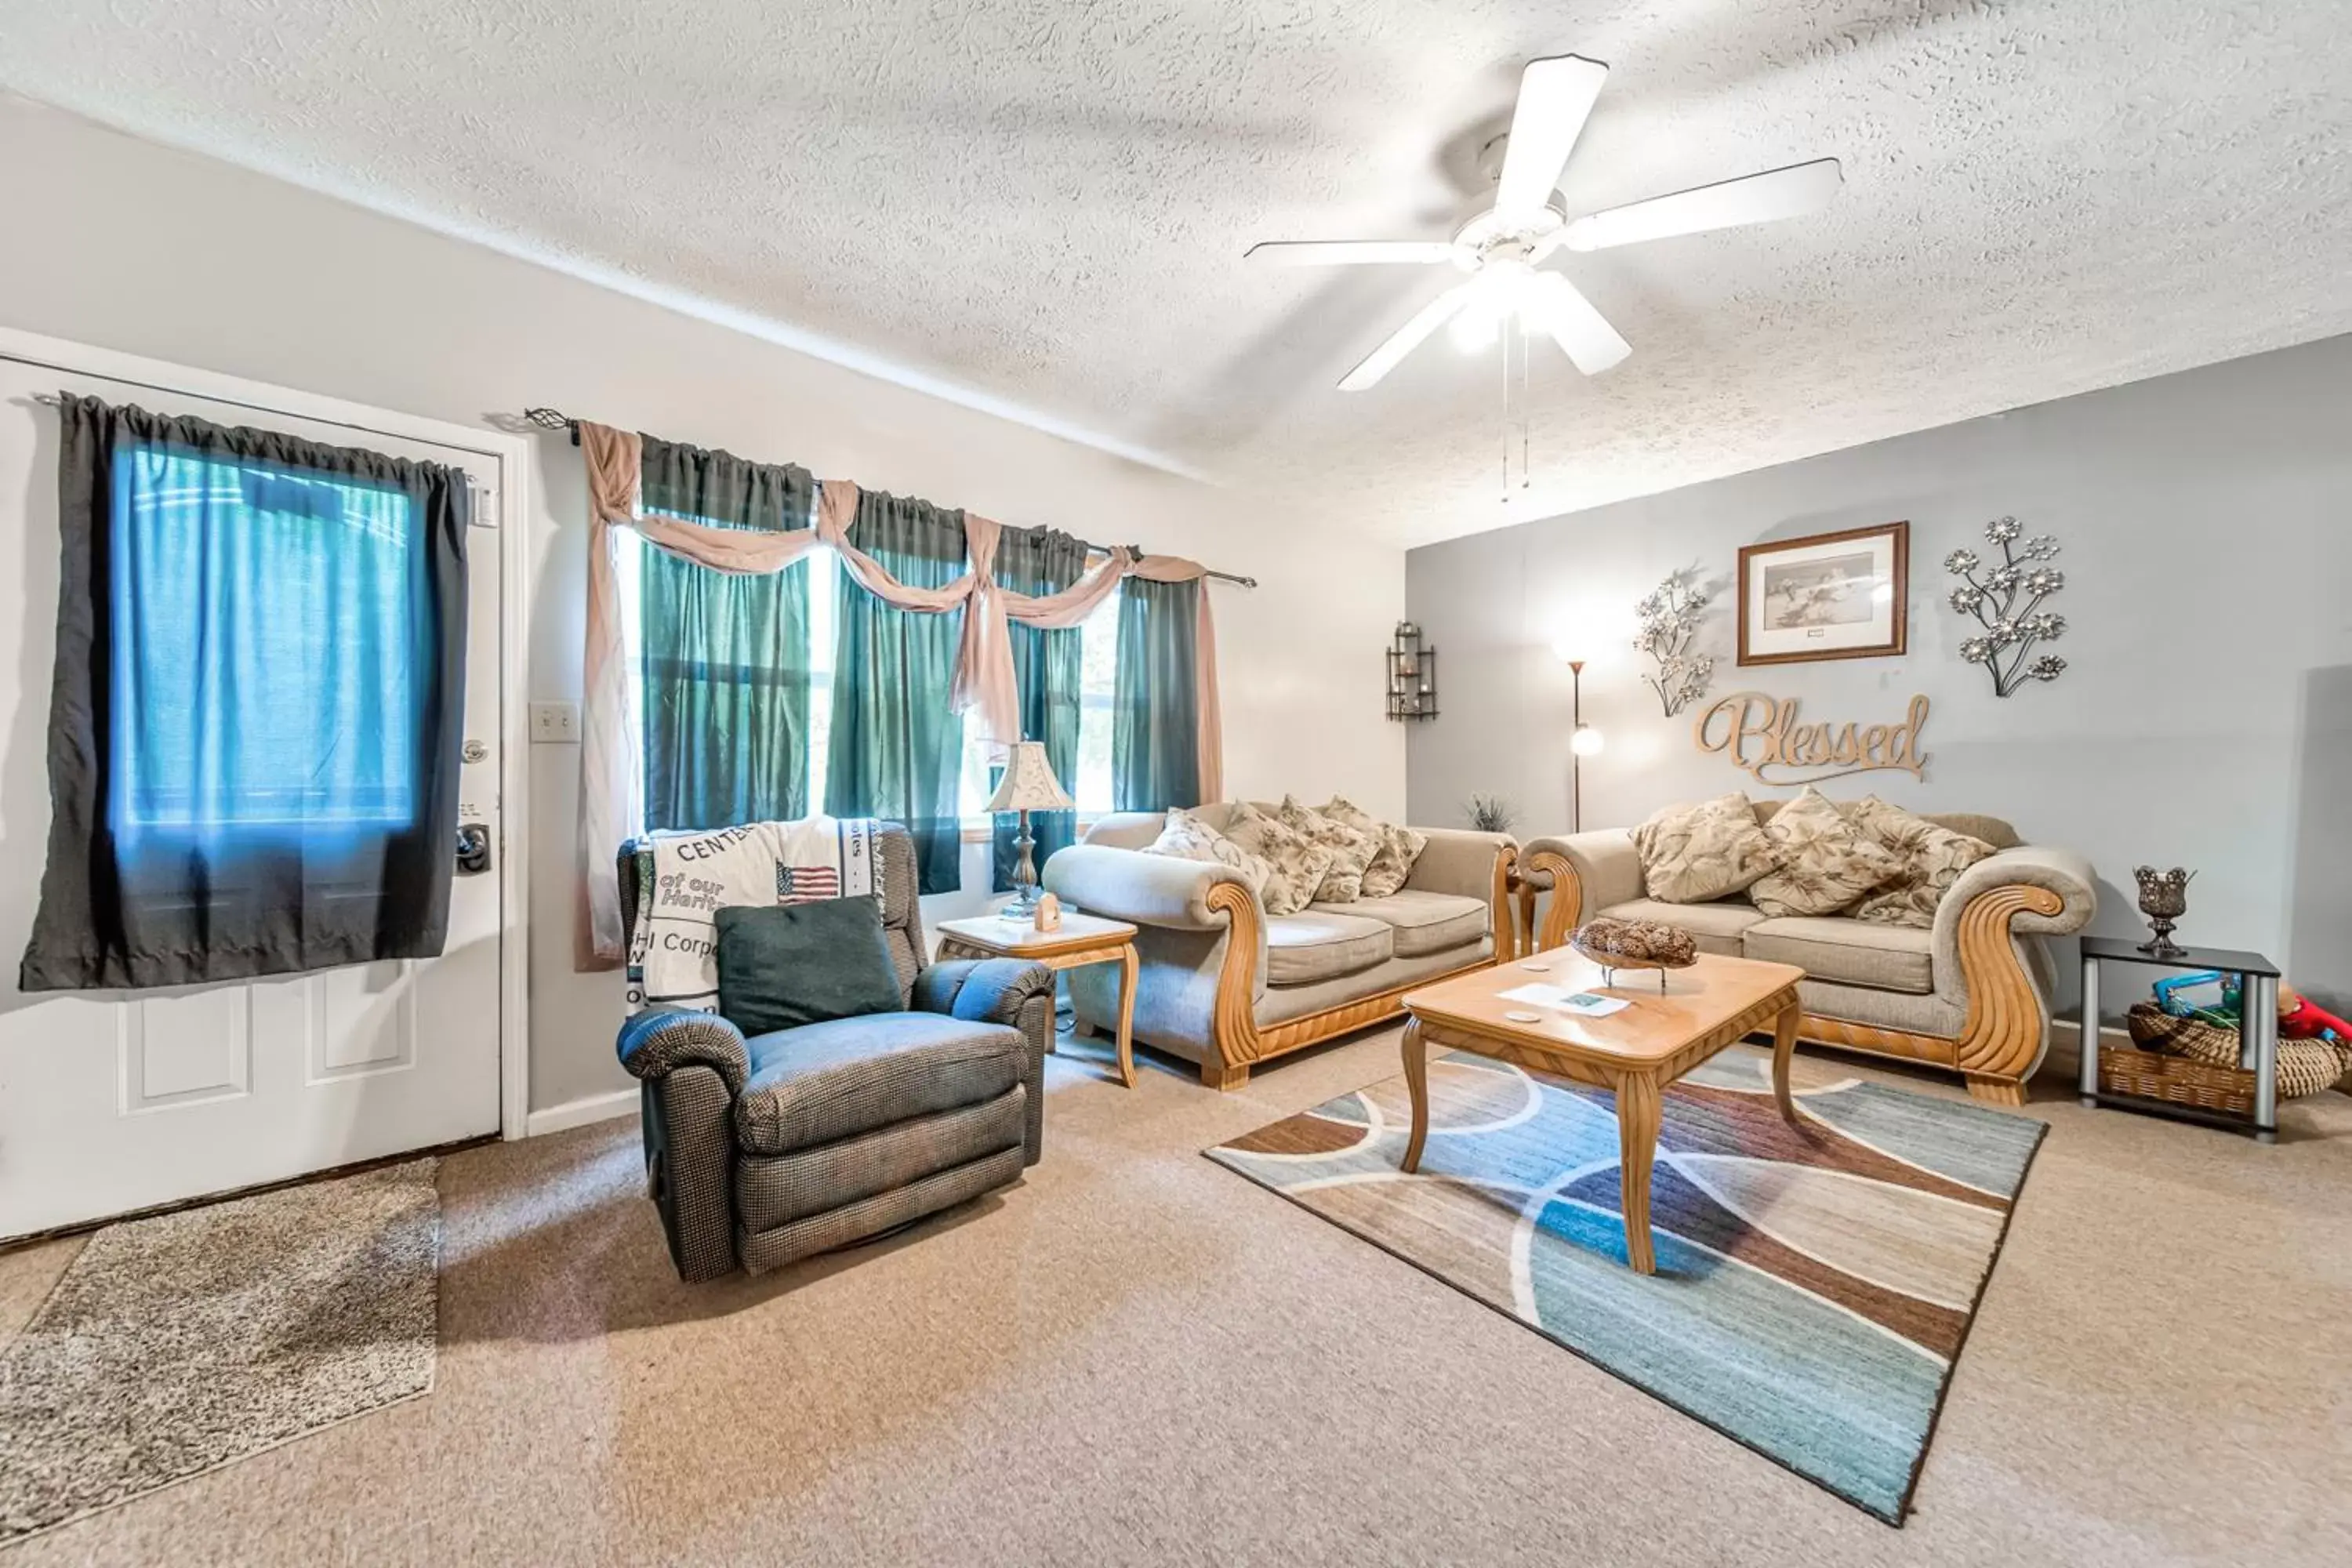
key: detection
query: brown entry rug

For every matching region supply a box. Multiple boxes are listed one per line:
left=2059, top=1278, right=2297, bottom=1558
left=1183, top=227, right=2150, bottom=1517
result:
left=1207, top=1047, right=2045, bottom=1524
left=0, top=1159, right=440, bottom=1543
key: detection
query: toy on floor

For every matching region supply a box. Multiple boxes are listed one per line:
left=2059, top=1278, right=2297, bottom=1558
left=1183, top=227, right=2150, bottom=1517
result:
left=2280, top=984, right=2350, bottom=1045
left=2150, top=971, right=2349, bottom=1044
left=2138, top=971, right=2350, bottom=1097
left=2151, top=970, right=2236, bottom=1027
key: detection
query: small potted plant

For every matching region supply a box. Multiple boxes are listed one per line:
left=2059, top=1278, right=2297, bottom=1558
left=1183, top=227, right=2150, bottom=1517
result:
left=1465, top=795, right=1517, bottom=834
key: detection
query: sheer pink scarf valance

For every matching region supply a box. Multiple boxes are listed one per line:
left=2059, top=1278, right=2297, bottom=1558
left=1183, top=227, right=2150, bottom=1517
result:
left=575, top=422, right=1225, bottom=967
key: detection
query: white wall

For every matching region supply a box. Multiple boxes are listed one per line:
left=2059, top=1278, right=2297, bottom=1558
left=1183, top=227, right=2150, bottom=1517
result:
left=1407, top=336, right=2352, bottom=1012
left=0, top=96, right=1408, bottom=1112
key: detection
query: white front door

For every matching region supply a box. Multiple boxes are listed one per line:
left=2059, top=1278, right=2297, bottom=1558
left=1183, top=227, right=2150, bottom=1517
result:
left=0, top=351, right=506, bottom=1240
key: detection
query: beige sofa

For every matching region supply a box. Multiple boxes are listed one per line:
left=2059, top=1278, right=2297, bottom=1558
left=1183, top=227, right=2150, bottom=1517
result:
left=1043, top=807, right=1515, bottom=1089
left=1517, top=804, right=2096, bottom=1105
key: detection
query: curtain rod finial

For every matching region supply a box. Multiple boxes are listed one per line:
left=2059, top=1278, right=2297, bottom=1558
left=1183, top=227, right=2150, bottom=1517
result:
left=521, top=407, right=578, bottom=444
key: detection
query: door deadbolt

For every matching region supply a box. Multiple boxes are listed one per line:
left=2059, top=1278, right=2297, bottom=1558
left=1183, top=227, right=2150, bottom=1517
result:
left=463, top=739, right=489, bottom=763
left=455, top=823, right=492, bottom=875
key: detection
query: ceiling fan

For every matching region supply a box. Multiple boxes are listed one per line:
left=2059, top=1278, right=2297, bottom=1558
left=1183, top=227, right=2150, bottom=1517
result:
left=1247, top=54, right=1842, bottom=390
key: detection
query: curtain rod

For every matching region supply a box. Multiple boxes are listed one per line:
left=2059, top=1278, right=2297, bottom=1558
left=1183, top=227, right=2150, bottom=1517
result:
left=517, top=406, right=1257, bottom=589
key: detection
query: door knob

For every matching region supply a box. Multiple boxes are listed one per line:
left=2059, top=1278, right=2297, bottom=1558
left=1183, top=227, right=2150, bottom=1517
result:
left=455, top=823, right=492, bottom=876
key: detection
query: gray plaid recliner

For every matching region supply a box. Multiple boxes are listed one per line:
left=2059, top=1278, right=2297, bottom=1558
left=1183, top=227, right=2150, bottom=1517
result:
left=614, top=822, right=1053, bottom=1280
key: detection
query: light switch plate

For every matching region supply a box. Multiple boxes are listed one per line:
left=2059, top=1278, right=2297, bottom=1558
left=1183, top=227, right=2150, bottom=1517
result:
left=530, top=702, right=580, bottom=744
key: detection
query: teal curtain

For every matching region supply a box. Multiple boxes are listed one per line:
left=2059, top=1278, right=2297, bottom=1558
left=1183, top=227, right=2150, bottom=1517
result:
left=826, top=491, right=966, bottom=894
left=991, top=528, right=1090, bottom=891
left=1112, top=575, right=1202, bottom=811
left=636, top=437, right=813, bottom=832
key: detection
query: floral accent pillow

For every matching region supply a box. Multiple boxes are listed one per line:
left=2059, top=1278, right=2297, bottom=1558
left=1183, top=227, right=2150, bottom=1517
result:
left=1319, top=796, right=1427, bottom=898
left=1222, top=801, right=1337, bottom=916
left=1748, top=787, right=1908, bottom=918
left=1842, top=796, right=1997, bottom=929
left=1631, top=792, right=1780, bottom=904
left=1142, top=806, right=1270, bottom=896
left=1277, top=795, right=1377, bottom=903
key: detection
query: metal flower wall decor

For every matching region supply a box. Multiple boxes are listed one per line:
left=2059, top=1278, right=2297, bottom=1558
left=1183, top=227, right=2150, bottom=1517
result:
left=1633, top=570, right=1714, bottom=717
left=1944, top=516, right=2067, bottom=697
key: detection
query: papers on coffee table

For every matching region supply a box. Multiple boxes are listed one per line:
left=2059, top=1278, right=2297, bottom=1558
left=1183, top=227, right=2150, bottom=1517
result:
left=1498, top=983, right=1631, bottom=1018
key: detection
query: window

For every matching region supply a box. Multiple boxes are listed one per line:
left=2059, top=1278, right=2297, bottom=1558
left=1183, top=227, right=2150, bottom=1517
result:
left=805, top=546, right=839, bottom=813
left=950, top=578, right=1120, bottom=822
left=1071, top=595, right=1119, bottom=813
left=630, top=543, right=1120, bottom=833
left=628, top=507, right=810, bottom=833
left=113, top=445, right=419, bottom=834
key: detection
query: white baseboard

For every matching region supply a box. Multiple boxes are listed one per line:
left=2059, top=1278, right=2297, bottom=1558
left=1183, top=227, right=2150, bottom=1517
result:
left=524, top=1087, right=639, bottom=1138
left=2049, top=1018, right=2136, bottom=1050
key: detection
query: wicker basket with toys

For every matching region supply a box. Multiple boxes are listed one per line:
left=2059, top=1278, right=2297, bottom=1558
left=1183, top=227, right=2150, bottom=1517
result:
left=2111, top=971, right=2352, bottom=1112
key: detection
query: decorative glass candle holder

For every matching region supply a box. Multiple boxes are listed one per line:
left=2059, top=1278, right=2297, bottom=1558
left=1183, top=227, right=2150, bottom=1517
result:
left=2132, top=866, right=2194, bottom=960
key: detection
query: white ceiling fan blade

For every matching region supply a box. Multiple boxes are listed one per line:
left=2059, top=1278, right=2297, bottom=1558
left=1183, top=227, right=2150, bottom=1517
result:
left=1245, top=240, right=1460, bottom=267
left=1493, top=54, right=1610, bottom=225
left=1339, top=283, right=1478, bottom=391
left=1526, top=272, right=1631, bottom=376
left=1559, top=158, right=1842, bottom=252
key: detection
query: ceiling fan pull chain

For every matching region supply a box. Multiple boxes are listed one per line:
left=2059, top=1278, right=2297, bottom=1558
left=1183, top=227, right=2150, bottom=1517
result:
left=1519, top=320, right=1533, bottom=490
left=1499, top=321, right=1512, bottom=501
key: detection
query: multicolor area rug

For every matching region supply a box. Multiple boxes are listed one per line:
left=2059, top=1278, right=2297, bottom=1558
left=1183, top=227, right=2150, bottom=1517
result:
left=1207, top=1046, right=2044, bottom=1524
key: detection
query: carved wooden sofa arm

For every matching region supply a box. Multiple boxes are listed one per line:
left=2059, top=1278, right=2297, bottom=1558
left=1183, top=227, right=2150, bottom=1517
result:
left=1926, top=847, right=2097, bottom=1102
left=1515, top=831, right=1643, bottom=956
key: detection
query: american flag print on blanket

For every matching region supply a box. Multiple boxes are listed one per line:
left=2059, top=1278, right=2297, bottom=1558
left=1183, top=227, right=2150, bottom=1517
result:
left=779, top=864, right=840, bottom=901
left=627, top=816, right=879, bottom=1013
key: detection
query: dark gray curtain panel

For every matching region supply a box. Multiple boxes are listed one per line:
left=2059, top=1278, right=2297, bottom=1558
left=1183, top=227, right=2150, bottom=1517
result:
left=20, top=395, right=470, bottom=990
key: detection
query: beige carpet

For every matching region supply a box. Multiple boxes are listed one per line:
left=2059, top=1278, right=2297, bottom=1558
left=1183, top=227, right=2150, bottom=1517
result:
left=3, top=1028, right=2348, bottom=1566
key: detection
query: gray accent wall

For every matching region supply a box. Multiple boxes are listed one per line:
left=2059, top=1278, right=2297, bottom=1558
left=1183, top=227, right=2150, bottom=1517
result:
left=1407, top=335, right=2351, bottom=1013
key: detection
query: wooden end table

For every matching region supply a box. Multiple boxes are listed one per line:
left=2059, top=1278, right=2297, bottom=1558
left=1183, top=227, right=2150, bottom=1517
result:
left=933, top=913, right=1142, bottom=1087
left=1399, top=950, right=1806, bottom=1275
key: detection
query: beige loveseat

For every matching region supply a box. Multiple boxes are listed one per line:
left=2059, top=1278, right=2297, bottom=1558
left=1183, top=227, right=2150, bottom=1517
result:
left=1517, top=804, right=2096, bottom=1105
left=1042, top=808, right=1515, bottom=1089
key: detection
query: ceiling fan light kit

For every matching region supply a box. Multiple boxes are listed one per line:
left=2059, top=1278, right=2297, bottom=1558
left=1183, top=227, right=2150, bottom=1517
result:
left=1247, top=52, right=1843, bottom=401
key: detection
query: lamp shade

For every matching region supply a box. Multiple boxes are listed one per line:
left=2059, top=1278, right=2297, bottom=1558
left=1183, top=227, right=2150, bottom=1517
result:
left=1570, top=723, right=1606, bottom=757
left=982, top=741, right=1075, bottom=814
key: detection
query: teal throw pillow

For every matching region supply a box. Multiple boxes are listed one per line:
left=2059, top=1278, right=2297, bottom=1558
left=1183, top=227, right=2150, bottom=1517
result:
left=714, top=898, right=903, bottom=1036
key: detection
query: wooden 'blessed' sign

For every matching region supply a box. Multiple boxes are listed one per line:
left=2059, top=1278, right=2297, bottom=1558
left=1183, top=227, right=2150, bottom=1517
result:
left=1693, top=691, right=1930, bottom=786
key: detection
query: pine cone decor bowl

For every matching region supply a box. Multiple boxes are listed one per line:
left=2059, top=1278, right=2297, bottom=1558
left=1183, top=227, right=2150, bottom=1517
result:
left=1571, top=917, right=1698, bottom=990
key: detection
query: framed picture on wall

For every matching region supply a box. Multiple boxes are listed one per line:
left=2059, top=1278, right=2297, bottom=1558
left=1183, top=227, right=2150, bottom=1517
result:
left=1737, top=521, right=1909, bottom=666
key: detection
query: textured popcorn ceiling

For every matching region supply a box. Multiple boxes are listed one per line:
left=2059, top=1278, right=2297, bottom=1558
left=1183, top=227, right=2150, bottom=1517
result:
left=5, top=0, right=2348, bottom=546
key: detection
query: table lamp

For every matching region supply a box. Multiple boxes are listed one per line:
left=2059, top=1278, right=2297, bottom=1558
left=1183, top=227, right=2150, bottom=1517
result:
left=984, top=741, right=1075, bottom=916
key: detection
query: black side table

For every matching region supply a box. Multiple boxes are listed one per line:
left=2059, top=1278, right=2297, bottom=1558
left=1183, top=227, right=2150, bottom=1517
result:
left=2076, top=935, right=2281, bottom=1142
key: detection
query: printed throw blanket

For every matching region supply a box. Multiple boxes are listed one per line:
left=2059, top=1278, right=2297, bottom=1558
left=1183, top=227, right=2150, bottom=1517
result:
left=626, top=817, right=879, bottom=1013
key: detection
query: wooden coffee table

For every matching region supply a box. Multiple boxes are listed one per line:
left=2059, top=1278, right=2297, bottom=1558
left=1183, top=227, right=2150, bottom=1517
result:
left=1399, top=950, right=1806, bottom=1275
left=934, top=912, right=1141, bottom=1087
